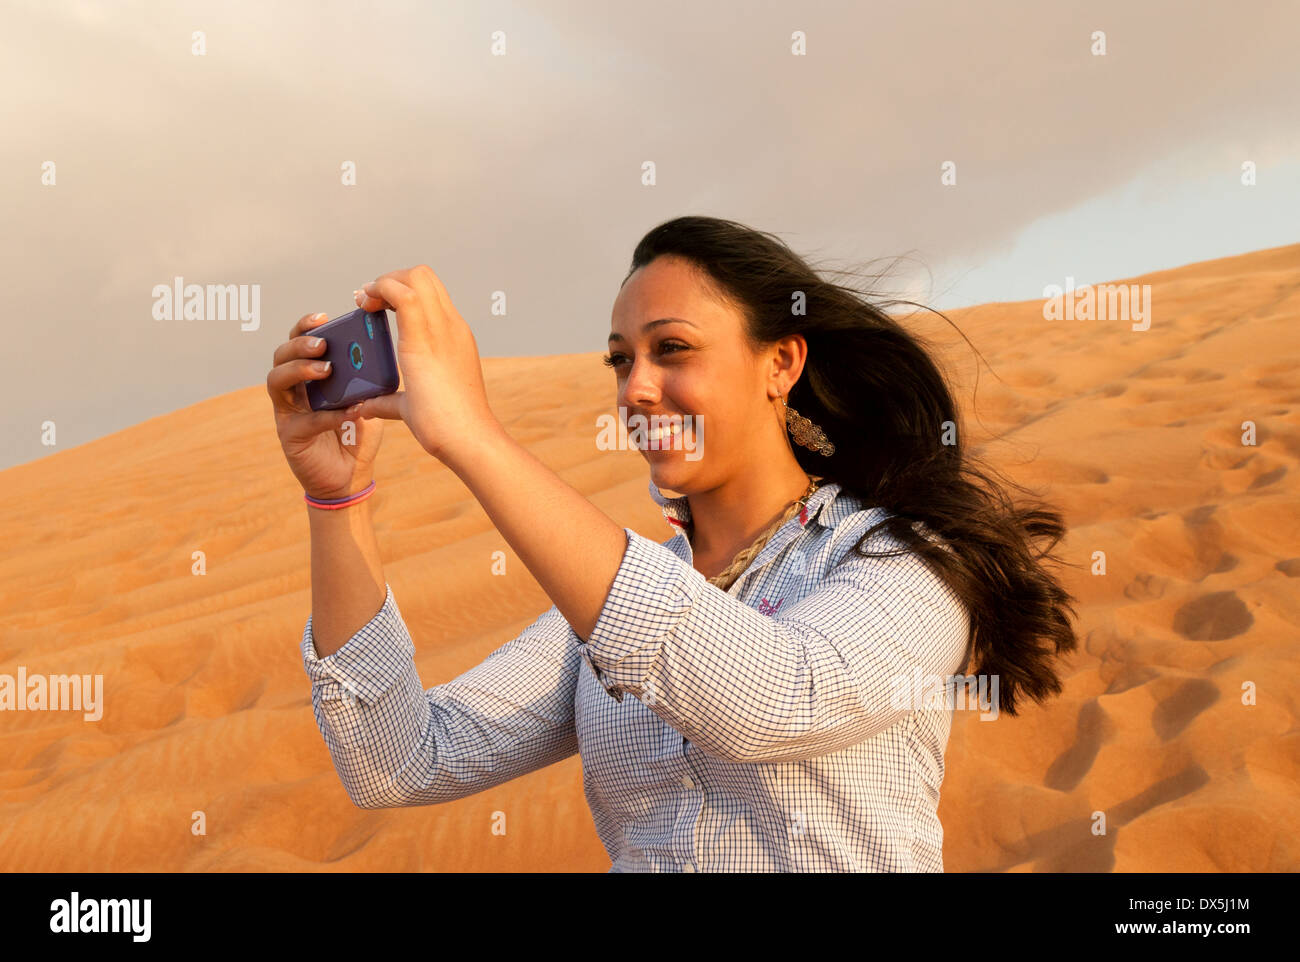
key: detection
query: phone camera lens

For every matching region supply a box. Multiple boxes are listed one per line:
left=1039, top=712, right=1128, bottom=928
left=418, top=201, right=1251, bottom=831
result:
left=349, top=342, right=363, bottom=370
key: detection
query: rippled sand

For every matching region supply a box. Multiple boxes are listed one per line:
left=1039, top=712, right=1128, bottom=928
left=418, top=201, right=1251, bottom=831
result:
left=1, top=243, right=1296, bottom=871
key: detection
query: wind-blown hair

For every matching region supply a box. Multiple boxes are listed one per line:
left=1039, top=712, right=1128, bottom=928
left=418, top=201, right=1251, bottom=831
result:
left=623, top=215, right=1080, bottom=716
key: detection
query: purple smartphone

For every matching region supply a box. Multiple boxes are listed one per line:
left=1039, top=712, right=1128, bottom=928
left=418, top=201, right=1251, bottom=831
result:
left=305, top=308, right=401, bottom=411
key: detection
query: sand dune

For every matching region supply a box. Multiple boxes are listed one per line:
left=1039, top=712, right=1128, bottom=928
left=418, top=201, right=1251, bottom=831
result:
left=1, top=243, right=1297, bottom=871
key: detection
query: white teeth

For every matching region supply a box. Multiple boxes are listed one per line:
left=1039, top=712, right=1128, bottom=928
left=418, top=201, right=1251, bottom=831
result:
left=647, top=423, right=682, bottom=441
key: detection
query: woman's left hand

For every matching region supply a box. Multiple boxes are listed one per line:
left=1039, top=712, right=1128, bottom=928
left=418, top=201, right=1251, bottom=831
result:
left=349, top=265, right=499, bottom=463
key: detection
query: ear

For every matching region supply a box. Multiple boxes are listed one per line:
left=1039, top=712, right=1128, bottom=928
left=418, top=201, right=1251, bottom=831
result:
left=768, top=334, right=808, bottom=398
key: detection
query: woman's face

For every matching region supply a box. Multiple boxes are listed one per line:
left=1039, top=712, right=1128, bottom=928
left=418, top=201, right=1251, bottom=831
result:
left=607, top=256, right=785, bottom=493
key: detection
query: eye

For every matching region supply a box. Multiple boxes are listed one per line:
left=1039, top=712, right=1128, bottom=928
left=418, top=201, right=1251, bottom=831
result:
left=601, top=341, right=688, bottom=369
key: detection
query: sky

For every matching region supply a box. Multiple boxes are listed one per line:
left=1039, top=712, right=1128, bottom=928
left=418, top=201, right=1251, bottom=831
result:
left=2, top=0, right=1297, bottom=471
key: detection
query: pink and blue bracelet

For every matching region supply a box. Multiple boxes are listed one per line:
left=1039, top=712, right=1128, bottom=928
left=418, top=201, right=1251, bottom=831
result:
left=303, top=480, right=376, bottom=510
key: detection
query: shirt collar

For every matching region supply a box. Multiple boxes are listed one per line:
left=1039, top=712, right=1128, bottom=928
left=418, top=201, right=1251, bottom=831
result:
left=647, top=477, right=857, bottom=532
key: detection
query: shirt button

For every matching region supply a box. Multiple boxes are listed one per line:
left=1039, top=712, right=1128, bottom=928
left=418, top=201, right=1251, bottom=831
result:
left=683, top=863, right=696, bottom=873
left=681, top=774, right=694, bottom=789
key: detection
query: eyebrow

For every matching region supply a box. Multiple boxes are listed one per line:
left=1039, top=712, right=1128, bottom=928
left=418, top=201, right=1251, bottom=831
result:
left=608, top=317, right=697, bottom=344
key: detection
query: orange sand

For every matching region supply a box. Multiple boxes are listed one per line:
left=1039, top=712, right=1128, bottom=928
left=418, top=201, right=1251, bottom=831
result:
left=0, top=243, right=1296, bottom=871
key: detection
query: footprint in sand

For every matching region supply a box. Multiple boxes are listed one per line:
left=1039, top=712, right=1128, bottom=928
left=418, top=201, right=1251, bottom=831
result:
left=1044, top=699, right=1110, bottom=792
left=1123, top=572, right=1168, bottom=600
left=1248, top=464, right=1287, bottom=489
left=1151, top=678, right=1220, bottom=741
left=1001, top=763, right=1211, bottom=872
left=1171, top=591, right=1254, bottom=641
left=1104, top=661, right=1159, bottom=695
left=1109, top=763, right=1212, bottom=825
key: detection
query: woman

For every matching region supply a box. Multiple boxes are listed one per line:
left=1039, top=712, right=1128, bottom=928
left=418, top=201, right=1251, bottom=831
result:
left=266, top=215, right=1079, bottom=872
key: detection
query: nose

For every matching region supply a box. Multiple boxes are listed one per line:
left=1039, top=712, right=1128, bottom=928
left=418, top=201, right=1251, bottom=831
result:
left=620, top=355, right=662, bottom=411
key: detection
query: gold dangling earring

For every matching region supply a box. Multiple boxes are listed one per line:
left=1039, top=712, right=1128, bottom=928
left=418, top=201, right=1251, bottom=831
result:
left=781, top=395, right=835, bottom=457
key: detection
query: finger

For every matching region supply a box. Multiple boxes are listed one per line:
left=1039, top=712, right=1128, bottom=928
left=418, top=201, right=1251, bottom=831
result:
left=358, top=276, right=432, bottom=352
left=410, top=264, right=458, bottom=323
left=354, top=286, right=385, bottom=311
left=266, top=357, right=333, bottom=412
left=363, top=266, right=454, bottom=327
left=345, top=391, right=404, bottom=422
left=279, top=406, right=366, bottom=444
left=289, top=311, right=331, bottom=340
left=272, top=331, right=328, bottom=368
left=403, top=265, right=441, bottom=318
left=354, top=274, right=406, bottom=312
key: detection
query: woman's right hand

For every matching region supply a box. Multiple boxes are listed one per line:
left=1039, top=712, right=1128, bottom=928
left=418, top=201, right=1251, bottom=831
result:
left=267, top=311, right=387, bottom=500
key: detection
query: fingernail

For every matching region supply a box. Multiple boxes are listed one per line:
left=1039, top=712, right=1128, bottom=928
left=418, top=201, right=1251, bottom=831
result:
left=314, top=313, right=327, bottom=321
left=353, top=289, right=362, bottom=300
left=316, top=361, right=331, bottom=372
left=308, top=337, right=323, bottom=348
left=347, top=402, right=361, bottom=413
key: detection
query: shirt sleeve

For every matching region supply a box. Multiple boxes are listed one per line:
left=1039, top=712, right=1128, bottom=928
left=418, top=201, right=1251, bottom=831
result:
left=579, top=526, right=972, bottom=764
left=301, top=584, right=581, bottom=809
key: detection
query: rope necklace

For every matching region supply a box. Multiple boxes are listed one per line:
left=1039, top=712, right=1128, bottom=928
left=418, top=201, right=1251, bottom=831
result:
left=687, top=476, right=823, bottom=592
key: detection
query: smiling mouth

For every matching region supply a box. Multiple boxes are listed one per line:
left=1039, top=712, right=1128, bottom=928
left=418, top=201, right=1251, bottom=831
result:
left=645, top=422, right=683, bottom=443
left=639, top=420, right=698, bottom=452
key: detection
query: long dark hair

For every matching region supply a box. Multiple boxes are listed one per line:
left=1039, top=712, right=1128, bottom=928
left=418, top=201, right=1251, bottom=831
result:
left=623, top=215, right=1079, bottom=716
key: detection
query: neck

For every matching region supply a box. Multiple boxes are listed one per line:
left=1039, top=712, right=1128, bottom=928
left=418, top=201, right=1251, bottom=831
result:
left=683, top=460, right=815, bottom=563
